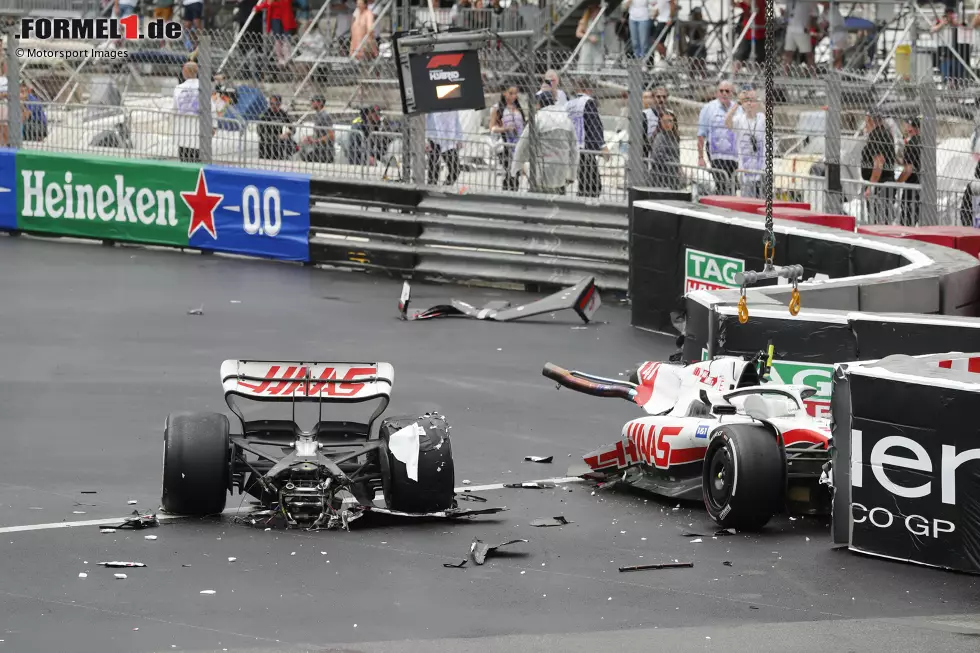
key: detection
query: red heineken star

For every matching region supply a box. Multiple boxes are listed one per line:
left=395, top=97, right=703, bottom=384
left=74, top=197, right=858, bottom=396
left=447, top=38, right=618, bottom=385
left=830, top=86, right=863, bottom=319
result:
left=182, top=170, right=222, bottom=240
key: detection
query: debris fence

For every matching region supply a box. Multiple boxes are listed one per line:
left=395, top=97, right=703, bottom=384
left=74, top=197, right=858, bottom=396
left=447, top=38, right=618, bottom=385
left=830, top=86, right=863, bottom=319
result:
left=4, top=7, right=980, bottom=226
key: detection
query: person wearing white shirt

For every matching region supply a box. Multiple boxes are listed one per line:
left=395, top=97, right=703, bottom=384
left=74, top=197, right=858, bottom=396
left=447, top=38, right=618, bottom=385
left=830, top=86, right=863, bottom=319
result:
left=783, top=0, right=816, bottom=72
left=724, top=88, right=766, bottom=198
left=819, top=1, right=846, bottom=69
left=425, top=110, right=463, bottom=185
left=650, top=0, right=675, bottom=61
left=541, top=69, right=568, bottom=107
left=173, top=61, right=202, bottom=162
left=697, top=81, right=740, bottom=195
left=623, top=0, right=651, bottom=59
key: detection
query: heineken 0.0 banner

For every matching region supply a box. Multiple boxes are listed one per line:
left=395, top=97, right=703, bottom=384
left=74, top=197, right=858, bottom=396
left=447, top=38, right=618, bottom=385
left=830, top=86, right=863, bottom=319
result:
left=0, top=149, right=310, bottom=262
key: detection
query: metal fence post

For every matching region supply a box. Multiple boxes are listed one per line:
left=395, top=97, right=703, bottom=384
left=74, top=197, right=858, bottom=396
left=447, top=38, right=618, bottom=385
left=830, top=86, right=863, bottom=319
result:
left=626, top=60, right=644, bottom=190
left=408, top=114, right=425, bottom=186
left=197, top=34, right=213, bottom=165
left=525, top=34, right=539, bottom=191
left=7, top=32, right=22, bottom=150
left=825, top=70, right=843, bottom=215
left=919, top=80, right=938, bottom=226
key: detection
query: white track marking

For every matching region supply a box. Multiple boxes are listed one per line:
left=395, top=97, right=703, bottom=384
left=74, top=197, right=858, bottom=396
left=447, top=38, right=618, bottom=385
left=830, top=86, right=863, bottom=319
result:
left=0, top=477, right=586, bottom=535
left=455, top=476, right=585, bottom=493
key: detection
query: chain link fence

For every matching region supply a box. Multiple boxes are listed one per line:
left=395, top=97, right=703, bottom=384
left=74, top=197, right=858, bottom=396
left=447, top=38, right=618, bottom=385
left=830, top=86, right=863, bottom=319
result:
left=3, top=3, right=980, bottom=226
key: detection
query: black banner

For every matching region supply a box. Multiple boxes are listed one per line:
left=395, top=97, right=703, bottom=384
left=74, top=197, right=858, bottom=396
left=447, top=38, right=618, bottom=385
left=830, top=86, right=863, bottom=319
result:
left=851, top=315, right=980, bottom=359
left=848, top=371, right=980, bottom=573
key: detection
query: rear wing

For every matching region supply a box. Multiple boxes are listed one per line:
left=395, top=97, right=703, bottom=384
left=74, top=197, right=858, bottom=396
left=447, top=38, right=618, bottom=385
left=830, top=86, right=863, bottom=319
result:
left=220, top=360, right=394, bottom=403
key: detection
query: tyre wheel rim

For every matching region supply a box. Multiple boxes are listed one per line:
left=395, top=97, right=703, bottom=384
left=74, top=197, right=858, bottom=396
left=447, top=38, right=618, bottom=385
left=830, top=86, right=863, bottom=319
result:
left=706, top=446, right=734, bottom=511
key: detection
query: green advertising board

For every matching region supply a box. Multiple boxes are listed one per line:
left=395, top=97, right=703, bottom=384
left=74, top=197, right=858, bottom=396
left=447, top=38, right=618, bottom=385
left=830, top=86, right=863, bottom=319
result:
left=16, top=150, right=202, bottom=246
left=684, top=248, right=745, bottom=293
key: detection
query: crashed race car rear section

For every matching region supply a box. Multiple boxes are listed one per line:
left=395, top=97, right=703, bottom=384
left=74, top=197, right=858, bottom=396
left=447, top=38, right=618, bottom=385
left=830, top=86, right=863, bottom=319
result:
left=160, top=360, right=503, bottom=529
left=543, top=353, right=832, bottom=530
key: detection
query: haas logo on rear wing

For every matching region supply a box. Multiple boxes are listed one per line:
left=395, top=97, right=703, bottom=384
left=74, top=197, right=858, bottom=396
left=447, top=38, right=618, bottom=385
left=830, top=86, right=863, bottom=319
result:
left=221, top=361, right=392, bottom=399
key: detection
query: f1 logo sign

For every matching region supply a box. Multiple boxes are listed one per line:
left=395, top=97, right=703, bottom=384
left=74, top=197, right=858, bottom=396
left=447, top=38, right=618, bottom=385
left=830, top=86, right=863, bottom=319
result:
left=427, top=53, right=463, bottom=68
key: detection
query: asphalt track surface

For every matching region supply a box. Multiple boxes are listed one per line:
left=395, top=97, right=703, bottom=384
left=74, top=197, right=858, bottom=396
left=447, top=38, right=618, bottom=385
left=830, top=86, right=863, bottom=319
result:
left=1, top=236, right=979, bottom=653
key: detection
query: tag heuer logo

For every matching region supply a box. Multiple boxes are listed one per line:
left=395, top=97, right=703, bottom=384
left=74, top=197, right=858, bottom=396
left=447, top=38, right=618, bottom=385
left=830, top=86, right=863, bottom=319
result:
left=685, top=248, right=745, bottom=293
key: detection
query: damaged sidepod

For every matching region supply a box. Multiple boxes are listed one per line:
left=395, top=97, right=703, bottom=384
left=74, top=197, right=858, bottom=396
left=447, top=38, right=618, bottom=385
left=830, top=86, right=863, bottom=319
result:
left=160, top=360, right=505, bottom=529
left=399, top=276, right=601, bottom=323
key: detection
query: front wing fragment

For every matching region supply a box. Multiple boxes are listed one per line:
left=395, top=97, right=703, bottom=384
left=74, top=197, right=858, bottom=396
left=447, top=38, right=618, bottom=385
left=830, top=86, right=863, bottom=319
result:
left=399, top=276, right=601, bottom=323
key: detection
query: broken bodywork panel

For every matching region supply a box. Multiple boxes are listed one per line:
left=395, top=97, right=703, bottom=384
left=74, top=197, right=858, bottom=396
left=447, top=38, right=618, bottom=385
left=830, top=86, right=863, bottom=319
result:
left=399, top=277, right=601, bottom=323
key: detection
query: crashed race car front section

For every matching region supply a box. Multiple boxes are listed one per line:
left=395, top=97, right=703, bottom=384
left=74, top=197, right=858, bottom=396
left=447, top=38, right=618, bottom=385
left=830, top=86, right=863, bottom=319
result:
left=546, top=354, right=832, bottom=530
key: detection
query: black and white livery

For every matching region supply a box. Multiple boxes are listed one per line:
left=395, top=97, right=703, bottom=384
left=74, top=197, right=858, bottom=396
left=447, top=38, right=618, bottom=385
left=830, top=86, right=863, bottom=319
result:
left=161, top=360, right=503, bottom=528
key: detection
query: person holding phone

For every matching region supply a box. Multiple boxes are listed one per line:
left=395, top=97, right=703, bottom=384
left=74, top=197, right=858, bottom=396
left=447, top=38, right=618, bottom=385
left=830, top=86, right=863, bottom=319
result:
left=725, top=88, right=765, bottom=198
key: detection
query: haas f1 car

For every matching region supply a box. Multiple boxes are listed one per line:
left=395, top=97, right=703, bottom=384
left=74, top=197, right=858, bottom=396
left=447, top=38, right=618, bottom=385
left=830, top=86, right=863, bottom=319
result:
left=543, top=352, right=832, bottom=530
left=160, top=360, right=501, bottom=529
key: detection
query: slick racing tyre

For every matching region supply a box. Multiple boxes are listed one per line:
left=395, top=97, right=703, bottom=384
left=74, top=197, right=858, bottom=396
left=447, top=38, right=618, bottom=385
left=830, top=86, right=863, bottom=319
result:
left=161, top=411, right=231, bottom=516
left=379, top=414, right=455, bottom=513
left=702, top=424, right=785, bottom=531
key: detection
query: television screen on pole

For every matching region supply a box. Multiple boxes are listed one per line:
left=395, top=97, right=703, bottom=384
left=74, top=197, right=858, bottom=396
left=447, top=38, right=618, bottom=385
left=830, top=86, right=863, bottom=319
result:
left=394, top=32, right=486, bottom=115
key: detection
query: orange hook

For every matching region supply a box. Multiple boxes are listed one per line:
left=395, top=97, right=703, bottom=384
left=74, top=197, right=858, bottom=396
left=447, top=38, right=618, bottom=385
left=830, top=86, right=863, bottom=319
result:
left=789, top=288, right=801, bottom=316
left=737, top=294, right=749, bottom=324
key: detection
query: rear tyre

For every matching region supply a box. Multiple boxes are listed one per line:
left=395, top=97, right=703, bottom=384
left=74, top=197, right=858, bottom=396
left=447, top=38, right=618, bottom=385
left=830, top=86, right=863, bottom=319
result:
left=379, top=414, right=455, bottom=513
left=161, top=411, right=230, bottom=516
left=702, top=424, right=784, bottom=531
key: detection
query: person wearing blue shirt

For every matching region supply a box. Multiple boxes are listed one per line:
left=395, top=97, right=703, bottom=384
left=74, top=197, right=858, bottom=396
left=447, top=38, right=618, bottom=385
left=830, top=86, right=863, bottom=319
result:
left=425, top=109, right=463, bottom=185
left=21, top=85, right=47, bottom=142
left=697, top=81, right=739, bottom=195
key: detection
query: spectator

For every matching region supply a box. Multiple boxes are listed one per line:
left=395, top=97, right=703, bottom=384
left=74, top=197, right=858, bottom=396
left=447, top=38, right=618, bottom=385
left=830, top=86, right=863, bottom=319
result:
left=896, top=117, right=921, bottom=226
left=649, top=110, right=683, bottom=189
left=300, top=94, right=335, bottom=163
left=154, top=0, right=175, bottom=21
left=236, top=0, right=265, bottom=62
left=173, top=61, right=202, bottom=162
left=724, top=88, right=765, bottom=198
left=576, top=4, right=605, bottom=71
left=350, top=0, right=378, bottom=59
left=683, top=7, right=707, bottom=76
left=449, top=0, right=472, bottom=28
left=860, top=109, right=896, bottom=224
left=115, top=0, right=139, bottom=18
left=783, top=0, right=816, bottom=74
left=182, top=0, right=206, bottom=48
left=650, top=0, right=675, bottom=64
left=348, top=104, right=384, bottom=165
left=541, top=69, right=569, bottom=106
left=257, top=93, right=296, bottom=159
left=331, top=0, right=355, bottom=52
left=488, top=85, right=526, bottom=191
left=623, top=0, right=651, bottom=60
left=733, top=0, right=765, bottom=73
left=511, top=90, right=578, bottom=195
left=0, top=77, right=8, bottom=147
left=819, top=0, right=846, bottom=69
left=425, top=110, right=463, bottom=185
left=567, top=78, right=608, bottom=198
left=959, top=165, right=980, bottom=227
left=257, top=0, right=296, bottom=65
left=697, top=81, right=739, bottom=195
left=21, top=85, right=47, bottom=142
left=294, top=0, right=310, bottom=33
